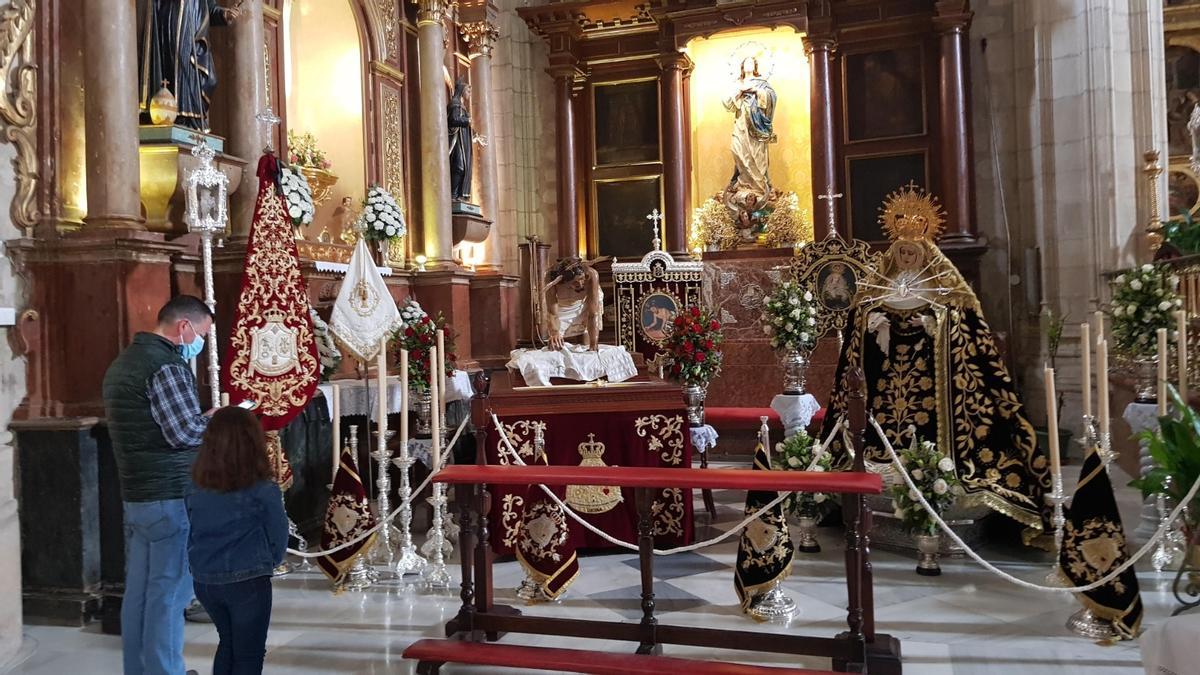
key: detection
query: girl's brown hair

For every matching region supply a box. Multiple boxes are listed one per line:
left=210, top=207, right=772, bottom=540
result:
left=192, top=407, right=272, bottom=492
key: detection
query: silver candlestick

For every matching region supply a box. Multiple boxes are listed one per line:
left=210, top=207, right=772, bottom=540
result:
left=1044, top=472, right=1068, bottom=586
left=423, top=483, right=451, bottom=591
left=340, top=426, right=377, bottom=591
left=748, top=581, right=797, bottom=621
left=370, top=429, right=398, bottom=577
left=392, top=441, right=428, bottom=576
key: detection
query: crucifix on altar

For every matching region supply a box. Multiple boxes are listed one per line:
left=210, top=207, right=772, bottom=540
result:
left=646, top=208, right=663, bottom=252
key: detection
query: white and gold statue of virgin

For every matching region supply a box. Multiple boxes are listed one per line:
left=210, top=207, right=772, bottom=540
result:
left=821, top=183, right=1052, bottom=542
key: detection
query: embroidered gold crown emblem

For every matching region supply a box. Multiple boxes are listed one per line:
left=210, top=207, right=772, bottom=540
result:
left=565, top=434, right=623, bottom=515
left=878, top=182, right=945, bottom=243
left=262, top=307, right=287, bottom=324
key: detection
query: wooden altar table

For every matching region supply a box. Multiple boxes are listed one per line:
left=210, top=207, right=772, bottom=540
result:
left=483, top=370, right=695, bottom=554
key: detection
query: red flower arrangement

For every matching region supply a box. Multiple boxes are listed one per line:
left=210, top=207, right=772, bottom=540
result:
left=666, top=305, right=723, bottom=386
left=391, top=300, right=457, bottom=392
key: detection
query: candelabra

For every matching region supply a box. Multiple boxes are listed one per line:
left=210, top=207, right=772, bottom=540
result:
left=370, top=429, right=398, bottom=577
left=748, top=582, right=797, bottom=622
left=342, top=426, right=377, bottom=591
left=1152, top=476, right=1184, bottom=573
left=423, top=482, right=451, bottom=591
left=441, top=424, right=459, bottom=548
left=393, top=439, right=428, bottom=576
left=1044, top=472, right=1068, bottom=587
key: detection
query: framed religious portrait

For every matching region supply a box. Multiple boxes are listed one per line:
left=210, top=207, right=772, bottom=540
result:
left=815, top=261, right=856, bottom=312
left=593, top=80, right=660, bottom=166
left=639, top=291, right=680, bottom=345
left=595, top=176, right=662, bottom=259
left=844, top=46, right=926, bottom=142
left=846, top=152, right=927, bottom=242
left=1167, top=45, right=1200, bottom=157
left=1169, top=168, right=1200, bottom=217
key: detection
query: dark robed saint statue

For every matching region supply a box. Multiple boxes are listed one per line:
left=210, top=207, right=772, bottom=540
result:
left=137, top=0, right=242, bottom=131
left=448, top=78, right=474, bottom=201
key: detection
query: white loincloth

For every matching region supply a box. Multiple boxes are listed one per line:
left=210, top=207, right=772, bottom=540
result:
left=507, top=344, right=638, bottom=387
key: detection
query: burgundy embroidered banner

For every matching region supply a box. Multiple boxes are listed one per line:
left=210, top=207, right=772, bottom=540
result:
left=223, top=154, right=320, bottom=432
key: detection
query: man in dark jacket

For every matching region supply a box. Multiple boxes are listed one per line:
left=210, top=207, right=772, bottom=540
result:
left=103, top=295, right=215, bottom=675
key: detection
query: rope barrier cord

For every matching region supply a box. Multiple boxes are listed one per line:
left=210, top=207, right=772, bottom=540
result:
left=284, top=417, right=469, bottom=558
left=490, top=413, right=847, bottom=556
left=868, top=415, right=1200, bottom=593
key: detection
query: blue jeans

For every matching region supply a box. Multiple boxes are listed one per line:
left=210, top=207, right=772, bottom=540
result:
left=122, top=499, right=192, bottom=675
left=193, top=576, right=273, bottom=675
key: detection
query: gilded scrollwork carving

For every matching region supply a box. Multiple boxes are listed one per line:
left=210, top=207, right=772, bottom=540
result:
left=413, top=0, right=448, bottom=27
left=375, top=0, right=398, bottom=61
left=0, top=0, right=38, bottom=234
left=460, top=20, right=499, bottom=59
left=382, top=87, right=403, bottom=199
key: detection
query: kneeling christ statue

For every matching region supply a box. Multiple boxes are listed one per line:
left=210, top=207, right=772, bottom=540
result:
left=507, top=257, right=637, bottom=386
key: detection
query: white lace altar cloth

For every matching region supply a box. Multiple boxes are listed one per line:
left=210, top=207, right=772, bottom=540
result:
left=506, top=344, right=638, bottom=387
left=317, top=370, right=473, bottom=420
left=771, top=393, right=821, bottom=438
left=690, top=424, right=718, bottom=455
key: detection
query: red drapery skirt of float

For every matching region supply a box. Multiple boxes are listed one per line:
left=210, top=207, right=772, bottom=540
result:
left=488, top=410, right=694, bottom=561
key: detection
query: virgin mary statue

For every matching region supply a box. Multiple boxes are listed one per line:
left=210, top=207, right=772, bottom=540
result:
left=821, top=184, right=1052, bottom=543
left=723, top=55, right=777, bottom=208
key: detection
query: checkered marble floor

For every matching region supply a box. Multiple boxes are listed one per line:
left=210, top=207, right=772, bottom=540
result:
left=9, top=463, right=1174, bottom=674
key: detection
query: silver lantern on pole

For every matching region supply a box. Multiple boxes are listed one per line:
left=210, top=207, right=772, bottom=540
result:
left=183, top=140, right=229, bottom=407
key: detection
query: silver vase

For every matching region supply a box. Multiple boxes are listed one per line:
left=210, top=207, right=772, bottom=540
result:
left=795, top=514, right=820, bottom=554
left=780, top=348, right=809, bottom=395
left=414, top=389, right=432, bottom=436
left=1066, top=607, right=1117, bottom=640
left=915, top=533, right=942, bottom=576
left=747, top=581, right=796, bottom=621
left=682, top=383, right=707, bottom=426
left=1132, top=355, right=1158, bottom=403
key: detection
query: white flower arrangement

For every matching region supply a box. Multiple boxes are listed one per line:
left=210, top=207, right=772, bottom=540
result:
left=889, top=436, right=962, bottom=536
left=358, top=185, right=407, bottom=243
left=309, top=307, right=342, bottom=380
left=772, top=431, right=835, bottom=517
left=280, top=166, right=315, bottom=227
left=399, top=298, right=428, bottom=326
left=762, top=280, right=819, bottom=352
left=1110, top=263, right=1182, bottom=358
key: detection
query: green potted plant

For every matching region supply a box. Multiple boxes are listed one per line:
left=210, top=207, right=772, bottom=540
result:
left=1130, top=384, right=1200, bottom=583
left=1035, top=308, right=1074, bottom=456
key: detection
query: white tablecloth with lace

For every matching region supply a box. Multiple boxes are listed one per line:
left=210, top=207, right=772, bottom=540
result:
left=317, top=370, right=474, bottom=420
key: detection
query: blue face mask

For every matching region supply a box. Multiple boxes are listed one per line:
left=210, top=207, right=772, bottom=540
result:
left=178, top=322, right=205, bottom=361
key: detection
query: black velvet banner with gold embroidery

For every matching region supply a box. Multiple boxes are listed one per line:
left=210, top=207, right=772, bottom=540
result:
left=823, top=304, right=1051, bottom=537
left=317, top=444, right=377, bottom=590
left=734, top=443, right=794, bottom=613
left=1060, top=444, right=1143, bottom=639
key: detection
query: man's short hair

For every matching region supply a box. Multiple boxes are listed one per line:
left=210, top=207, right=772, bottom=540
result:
left=157, top=295, right=213, bottom=326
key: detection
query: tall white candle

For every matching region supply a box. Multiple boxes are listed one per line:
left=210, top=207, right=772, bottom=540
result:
left=430, top=342, right=441, bottom=470
left=1098, top=340, right=1111, bottom=440
left=1178, top=310, right=1189, bottom=403
left=1044, top=366, right=1062, bottom=480
left=436, top=329, right=447, bottom=421
left=1159, top=328, right=1170, bottom=416
left=331, top=383, right=341, bottom=478
left=1081, top=323, right=1091, bottom=420
left=399, top=349, right=409, bottom=461
left=220, top=393, right=230, bottom=408
left=378, top=338, right=388, bottom=453
left=1094, top=311, right=1104, bottom=341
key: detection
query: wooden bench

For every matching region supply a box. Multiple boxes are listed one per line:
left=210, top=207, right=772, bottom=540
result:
left=403, top=639, right=840, bottom=674
left=414, top=369, right=901, bottom=674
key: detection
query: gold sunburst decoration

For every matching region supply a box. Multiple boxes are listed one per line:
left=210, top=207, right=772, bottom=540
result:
left=878, top=182, right=945, bottom=243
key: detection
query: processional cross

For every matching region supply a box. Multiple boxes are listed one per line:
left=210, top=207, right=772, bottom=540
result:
left=646, top=208, right=663, bottom=251
left=256, top=107, right=282, bottom=153
left=817, top=189, right=843, bottom=238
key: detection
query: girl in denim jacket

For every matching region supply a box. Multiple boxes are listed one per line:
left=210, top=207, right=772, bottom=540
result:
left=187, top=407, right=288, bottom=675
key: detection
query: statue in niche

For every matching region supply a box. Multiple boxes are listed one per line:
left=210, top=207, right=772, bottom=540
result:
left=448, top=78, right=474, bottom=202
left=137, top=0, right=243, bottom=132
left=722, top=53, right=777, bottom=236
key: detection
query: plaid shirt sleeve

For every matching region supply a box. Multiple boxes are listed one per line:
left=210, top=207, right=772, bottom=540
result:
left=148, top=362, right=210, bottom=450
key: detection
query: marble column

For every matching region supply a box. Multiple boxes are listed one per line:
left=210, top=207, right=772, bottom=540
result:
left=935, top=3, right=975, bottom=243
left=552, top=68, right=580, bottom=260
left=82, top=0, right=144, bottom=230
left=417, top=0, right=454, bottom=266
left=805, top=35, right=839, bottom=239
left=226, top=0, right=267, bottom=237
left=463, top=18, right=502, bottom=271
left=659, top=51, right=691, bottom=254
